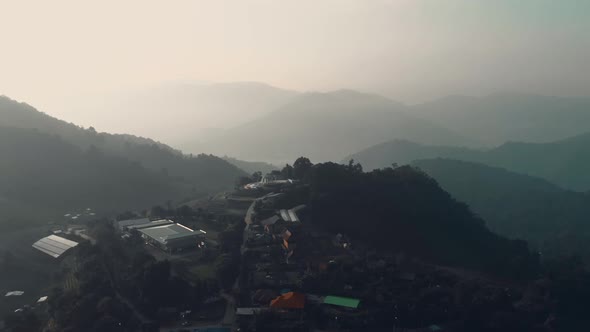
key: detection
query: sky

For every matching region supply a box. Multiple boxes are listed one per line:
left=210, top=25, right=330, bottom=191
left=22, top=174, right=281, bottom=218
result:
left=1, top=0, right=589, bottom=131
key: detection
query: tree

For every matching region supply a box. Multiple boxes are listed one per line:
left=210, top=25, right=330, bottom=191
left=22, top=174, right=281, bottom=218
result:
left=176, top=205, right=194, bottom=217
left=215, top=254, right=239, bottom=291
left=150, top=205, right=167, bottom=218
left=236, top=176, right=253, bottom=188
left=347, top=159, right=363, bottom=174
left=281, top=164, right=294, bottom=179
left=252, top=171, right=263, bottom=182
left=293, top=157, right=313, bottom=181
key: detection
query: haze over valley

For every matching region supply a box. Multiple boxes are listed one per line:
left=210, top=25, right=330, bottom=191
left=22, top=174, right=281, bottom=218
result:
left=1, top=1, right=590, bottom=331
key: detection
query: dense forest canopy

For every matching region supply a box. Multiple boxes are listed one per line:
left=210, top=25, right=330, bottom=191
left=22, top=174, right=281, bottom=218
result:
left=0, top=96, right=246, bottom=192
left=412, top=158, right=590, bottom=262
left=300, top=161, right=539, bottom=279
left=0, top=127, right=189, bottom=219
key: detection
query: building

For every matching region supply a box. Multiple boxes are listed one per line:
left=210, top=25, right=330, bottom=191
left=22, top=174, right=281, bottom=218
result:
left=279, top=204, right=307, bottom=223
left=126, top=219, right=174, bottom=231
left=322, top=296, right=360, bottom=309
left=32, top=235, right=79, bottom=258
left=116, top=217, right=151, bottom=231
left=270, top=292, right=305, bottom=309
left=138, top=223, right=205, bottom=252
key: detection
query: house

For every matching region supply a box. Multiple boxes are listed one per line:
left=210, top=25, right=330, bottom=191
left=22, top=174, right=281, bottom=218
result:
left=270, top=292, right=305, bottom=309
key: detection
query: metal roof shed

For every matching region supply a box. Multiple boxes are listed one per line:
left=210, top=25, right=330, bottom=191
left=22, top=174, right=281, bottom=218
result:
left=323, top=296, right=360, bottom=309
left=32, top=235, right=78, bottom=258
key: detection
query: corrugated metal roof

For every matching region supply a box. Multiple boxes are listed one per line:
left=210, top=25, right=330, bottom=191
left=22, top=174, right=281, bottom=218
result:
left=288, top=210, right=300, bottom=222
left=32, top=235, right=78, bottom=258
left=280, top=209, right=291, bottom=222
left=126, top=219, right=174, bottom=230
left=139, top=223, right=204, bottom=244
left=236, top=307, right=263, bottom=315
left=117, top=218, right=150, bottom=229
left=323, top=296, right=360, bottom=308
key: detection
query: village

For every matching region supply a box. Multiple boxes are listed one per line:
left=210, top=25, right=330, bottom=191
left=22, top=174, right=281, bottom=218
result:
left=1, top=171, right=550, bottom=332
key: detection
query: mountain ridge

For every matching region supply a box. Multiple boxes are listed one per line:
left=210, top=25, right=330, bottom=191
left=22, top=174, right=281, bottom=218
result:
left=347, top=132, right=590, bottom=191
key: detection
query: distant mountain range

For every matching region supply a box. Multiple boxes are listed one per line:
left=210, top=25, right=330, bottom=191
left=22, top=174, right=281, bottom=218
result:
left=60, top=81, right=297, bottom=144
left=172, top=87, right=590, bottom=166
left=36, top=82, right=590, bottom=167
left=413, top=93, right=590, bottom=145
left=412, top=158, right=590, bottom=260
left=346, top=133, right=590, bottom=191
left=187, top=90, right=474, bottom=164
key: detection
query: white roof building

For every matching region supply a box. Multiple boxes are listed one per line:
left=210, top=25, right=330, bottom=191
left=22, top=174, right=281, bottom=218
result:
left=32, top=235, right=79, bottom=258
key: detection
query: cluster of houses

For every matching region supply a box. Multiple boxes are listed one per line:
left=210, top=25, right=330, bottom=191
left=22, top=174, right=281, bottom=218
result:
left=234, top=193, right=365, bottom=331
left=231, top=183, right=484, bottom=331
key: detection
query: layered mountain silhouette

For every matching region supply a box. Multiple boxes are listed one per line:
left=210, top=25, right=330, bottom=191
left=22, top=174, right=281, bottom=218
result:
left=347, top=133, right=590, bottom=191
left=189, top=90, right=473, bottom=164
left=413, top=93, right=590, bottom=145
left=60, top=81, right=297, bottom=144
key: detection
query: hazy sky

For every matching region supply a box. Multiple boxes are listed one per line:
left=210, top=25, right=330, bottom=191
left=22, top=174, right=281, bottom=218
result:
left=1, top=0, right=589, bottom=127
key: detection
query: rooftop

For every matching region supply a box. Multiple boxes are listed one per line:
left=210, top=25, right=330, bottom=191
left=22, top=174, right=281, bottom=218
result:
left=32, top=235, right=79, bottom=258
left=323, top=296, right=360, bottom=309
left=126, top=219, right=174, bottom=230
left=117, top=217, right=150, bottom=229
left=139, top=223, right=204, bottom=244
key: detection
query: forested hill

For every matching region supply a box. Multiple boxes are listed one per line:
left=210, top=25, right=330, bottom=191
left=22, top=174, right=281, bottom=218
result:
left=0, top=96, right=246, bottom=191
left=0, top=126, right=191, bottom=226
left=412, top=158, right=590, bottom=261
left=346, top=133, right=590, bottom=191
left=307, top=162, right=539, bottom=279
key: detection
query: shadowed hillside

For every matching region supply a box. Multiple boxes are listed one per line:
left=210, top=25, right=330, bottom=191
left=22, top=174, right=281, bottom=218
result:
left=0, top=126, right=191, bottom=228
left=0, top=96, right=246, bottom=194
left=306, top=162, right=539, bottom=279
left=413, top=158, right=590, bottom=261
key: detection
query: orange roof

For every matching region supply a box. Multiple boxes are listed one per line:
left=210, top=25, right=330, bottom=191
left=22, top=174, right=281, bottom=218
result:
left=270, top=292, right=305, bottom=309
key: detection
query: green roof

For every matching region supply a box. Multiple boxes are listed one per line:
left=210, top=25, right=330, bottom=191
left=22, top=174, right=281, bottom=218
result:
left=323, top=296, right=360, bottom=308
